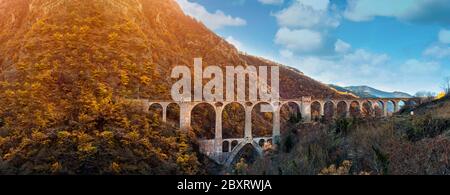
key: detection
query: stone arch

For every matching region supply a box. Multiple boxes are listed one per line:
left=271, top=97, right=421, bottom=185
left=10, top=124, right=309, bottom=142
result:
left=252, top=102, right=273, bottom=137
left=167, top=103, right=180, bottom=128
left=149, top=103, right=163, bottom=124
left=361, top=101, right=373, bottom=117
left=231, top=140, right=239, bottom=151
left=397, top=100, right=406, bottom=111
left=407, top=99, right=418, bottom=107
left=222, top=102, right=246, bottom=139
left=280, top=101, right=301, bottom=113
left=280, top=102, right=302, bottom=129
left=336, top=101, right=348, bottom=118
left=191, top=103, right=216, bottom=139
left=373, top=101, right=384, bottom=117
left=272, top=101, right=281, bottom=109
left=258, top=139, right=265, bottom=147
left=226, top=141, right=263, bottom=166
left=349, top=101, right=361, bottom=118
left=250, top=101, right=275, bottom=111
left=222, top=141, right=230, bottom=152
left=311, top=101, right=322, bottom=121
left=324, top=101, right=335, bottom=121
left=386, top=100, right=396, bottom=115
left=215, top=102, right=224, bottom=107
left=404, top=99, right=418, bottom=112
left=192, top=102, right=216, bottom=110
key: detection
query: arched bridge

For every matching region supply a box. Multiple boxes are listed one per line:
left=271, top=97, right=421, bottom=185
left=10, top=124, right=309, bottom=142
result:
left=135, top=97, right=421, bottom=166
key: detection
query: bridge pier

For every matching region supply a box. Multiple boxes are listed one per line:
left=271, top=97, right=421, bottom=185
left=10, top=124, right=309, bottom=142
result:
left=160, top=102, right=170, bottom=123
left=319, top=101, right=325, bottom=118
left=345, top=101, right=351, bottom=118
left=162, top=107, right=167, bottom=122
left=272, top=106, right=281, bottom=144
left=301, top=97, right=312, bottom=122
left=393, top=101, right=399, bottom=113
left=179, top=102, right=192, bottom=131
left=370, top=101, right=377, bottom=117
left=244, top=106, right=253, bottom=139
left=333, top=103, right=338, bottom=119
left=215, top=106, right=224, bottom=153
left=383, top=101, right=388, bottom=117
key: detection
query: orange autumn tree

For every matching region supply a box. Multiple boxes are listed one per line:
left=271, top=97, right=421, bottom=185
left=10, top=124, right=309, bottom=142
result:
left=0, top=0, right=197, bottom=175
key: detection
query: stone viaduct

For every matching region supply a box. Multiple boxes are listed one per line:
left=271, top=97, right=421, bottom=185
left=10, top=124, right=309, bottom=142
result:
left=138, top=97, right=421, bottom=166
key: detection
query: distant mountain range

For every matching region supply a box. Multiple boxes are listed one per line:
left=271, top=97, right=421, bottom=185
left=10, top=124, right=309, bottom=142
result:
left=329, top=85, right=413, bottom=98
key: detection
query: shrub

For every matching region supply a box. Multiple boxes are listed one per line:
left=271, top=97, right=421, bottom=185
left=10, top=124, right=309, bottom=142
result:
left=0, top=101, right=201, bottom=175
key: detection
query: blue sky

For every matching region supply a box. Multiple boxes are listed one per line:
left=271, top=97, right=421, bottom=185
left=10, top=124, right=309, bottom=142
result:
left=176, top=0, right=450, bottom=95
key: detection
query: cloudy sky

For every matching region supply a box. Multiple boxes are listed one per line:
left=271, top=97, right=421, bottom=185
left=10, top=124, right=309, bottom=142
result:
left=175, top=0, right=450, bottom=94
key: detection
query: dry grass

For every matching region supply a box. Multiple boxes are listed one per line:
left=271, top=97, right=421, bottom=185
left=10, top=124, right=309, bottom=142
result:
left=241, top=110, right=450, bottom=175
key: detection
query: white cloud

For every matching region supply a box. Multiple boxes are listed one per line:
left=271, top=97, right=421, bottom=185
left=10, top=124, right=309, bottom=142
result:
left=275, top=28, right=323, bottom=52
left=275, top=47, right=446, bottom=93
left=272, top=0, right=339, bottom=55
left=225, top=36, right=243, bottom=51
left=273, top=0, right=339, bottom=29
left=341, top=49, right=389, bottom=66
left=401, top=0, right=450, bottom=25
left=176, top=0, right=246, bottom=30
left=258, top=0, right=284, bottom=5
left=268, top=0, right=449, bottom=94
left=421, top=29, right=450, bottom=59
left=401, top=59, right=440, bottom=74
left=344, top=0, right=450, bottom=25
left=334, top=39, right=352, bottom=53
left=423, top=44, right=450, bottom=59
left=297, top=0, right=330, bottom=10
left=344, top=0, right=413, bottom=22
left=278, top=49, right=395, bottom=87
left=439, top=29, right=450, bottom=44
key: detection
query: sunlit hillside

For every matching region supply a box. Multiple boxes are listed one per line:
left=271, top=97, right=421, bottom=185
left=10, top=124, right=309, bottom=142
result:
left=0, top=0, right=358, bottom=175
left=0, top=0, right=448, bottom=175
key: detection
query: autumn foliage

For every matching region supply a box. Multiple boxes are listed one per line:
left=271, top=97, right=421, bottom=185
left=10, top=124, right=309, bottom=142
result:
left=0, top=0, right=384, bottom=175
left=0, top=0, right=200, bottom=175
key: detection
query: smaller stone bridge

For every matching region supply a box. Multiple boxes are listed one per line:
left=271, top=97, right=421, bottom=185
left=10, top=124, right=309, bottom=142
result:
left=198, top=137, right=272, bottom=166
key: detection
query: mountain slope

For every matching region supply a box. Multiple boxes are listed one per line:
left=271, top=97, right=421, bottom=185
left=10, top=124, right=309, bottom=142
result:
left=330, top=85, right=412, bottom=98
left=0, top=0, right=354, bottom=100
left=0, top=0, right=203, bottom=175
left=142, top=0, right=356, bottom=99
left=346, top=86, right=412, bottom=98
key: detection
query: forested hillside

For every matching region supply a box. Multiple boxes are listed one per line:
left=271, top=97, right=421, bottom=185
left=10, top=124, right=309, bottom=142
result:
left=0, top=0, right=356, bottom=174
left=240, top=97, right=450, bottom=175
